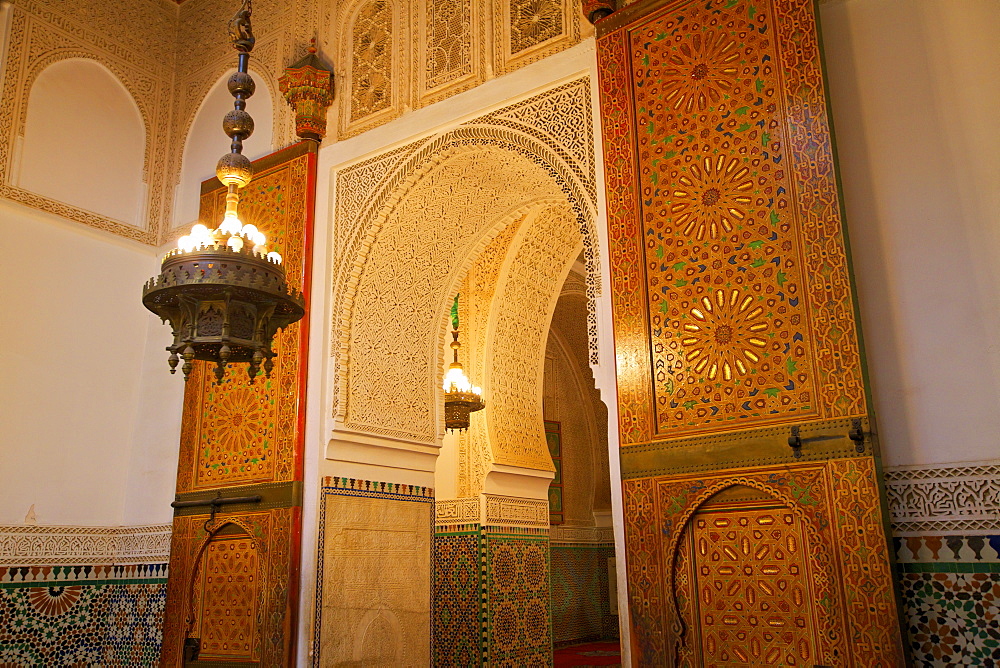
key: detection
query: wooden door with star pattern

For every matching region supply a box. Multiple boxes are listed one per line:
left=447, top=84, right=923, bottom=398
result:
left=594, top=0, right=906, bottom=664
left=160, top=142, right=316, bottom=666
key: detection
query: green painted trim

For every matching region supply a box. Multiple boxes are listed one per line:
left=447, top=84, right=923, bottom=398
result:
left=0, top=578, right=168, bottom=589
left=901, top=562, right=1000, bottom=574
left=173, top=480, right=302, bottom=516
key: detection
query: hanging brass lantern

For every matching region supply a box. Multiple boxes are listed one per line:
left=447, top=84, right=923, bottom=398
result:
left=443, top=297, right=484, bottom=432
left=142, top=0, right=304, bottom=384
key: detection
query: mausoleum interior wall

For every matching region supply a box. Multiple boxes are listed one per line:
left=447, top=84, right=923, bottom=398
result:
left=818, top=0, right=1000, bottom=468
left=0, top=0, right=998, bottom=661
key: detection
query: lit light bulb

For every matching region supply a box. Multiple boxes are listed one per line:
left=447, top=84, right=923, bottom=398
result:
left=219, top=213, right=242, bottom=236
left=191, top=223, right=209, bottom=237
left=241, top=224, right=259, bottom=239
left=252, top=244, right=266, bottom=255
left=266, top=251, right=282, bottom=264
left=252, top=230, right=267, bottom=247
left=227, top=235, right=244, bottom=251
left=178, top=235, right=195, bottom=252
left=444, top=366, right=473, bottom=393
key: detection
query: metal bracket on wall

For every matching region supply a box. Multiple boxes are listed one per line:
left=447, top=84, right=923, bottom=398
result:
left=171, top=492, right=262, bottom=531
left=848, top=418, right=866, bottom=453
left=787, top=425, right=803, bottom=458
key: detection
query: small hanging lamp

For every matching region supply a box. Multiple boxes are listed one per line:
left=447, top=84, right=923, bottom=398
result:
left=142, top=0, right=305, bottom=384
left=443, top=295, right=484, bottom=433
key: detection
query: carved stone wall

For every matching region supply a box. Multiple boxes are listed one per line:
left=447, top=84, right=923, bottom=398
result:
left=331, top=77, right=600, bottom=449
left=327, top=0, right=589, bottom=139
left=313, top=478, right=434, bottom=667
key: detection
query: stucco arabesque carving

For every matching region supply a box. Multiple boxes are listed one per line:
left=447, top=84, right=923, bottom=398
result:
left=549, top=524, right=613, bottom=545
left=885, top=461, right=1000, bottom=535
left=434, top=497, right=480, bottom=525
left=330, top=78, right=600, bottom=454
left=483, top=494, right=548, bottom=529
left=330, top=0, right=589, bottom=140
left=0, top=523, right=173, bottom=566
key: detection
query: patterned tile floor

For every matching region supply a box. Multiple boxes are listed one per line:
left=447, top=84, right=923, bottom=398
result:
left=553, top=640, right=621, bottom=667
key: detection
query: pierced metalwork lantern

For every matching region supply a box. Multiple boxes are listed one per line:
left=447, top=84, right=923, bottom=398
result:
left=142, top=0, right=305, bottom=384
left=443, top=327, right=484, bottom=433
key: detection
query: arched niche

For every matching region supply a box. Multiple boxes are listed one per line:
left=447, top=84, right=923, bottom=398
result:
left=173, top=68, right=274, bottom=228
left=17, top=58, right=145, bottom=225
left=336, top=142, right=581, bottom=450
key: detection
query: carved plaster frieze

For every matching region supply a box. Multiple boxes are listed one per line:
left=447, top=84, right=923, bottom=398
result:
left=0, top=524, right=173, bottom=565
left=434, top=498, right=480, bottom=525
left=549, top=525, right=613, bottom=544
left=483, top=494, right=549, bottom=528
left=885, top=460, right=1000, bottom=535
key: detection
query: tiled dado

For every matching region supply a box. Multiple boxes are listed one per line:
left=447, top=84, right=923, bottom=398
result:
left=0, top=525, right=170, bottom=667
left=885, top=463, right=1000, bottom=665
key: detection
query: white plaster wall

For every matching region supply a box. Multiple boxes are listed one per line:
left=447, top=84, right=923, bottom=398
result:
left=172, top=69, right=274, bottom=229
left=16, top=59, right=146, bottom=226
left=0, top=200, right=180, bottom=526
left=820, top=0, right=1000, bottom=467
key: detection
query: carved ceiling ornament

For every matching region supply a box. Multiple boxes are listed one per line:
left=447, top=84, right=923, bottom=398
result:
left=331, top=78, right=600, bottom=452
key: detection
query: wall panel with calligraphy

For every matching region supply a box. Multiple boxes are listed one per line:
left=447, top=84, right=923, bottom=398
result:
left=161, top=142, right=316, bottom=666
left=595, top=0, right=905, bottom=664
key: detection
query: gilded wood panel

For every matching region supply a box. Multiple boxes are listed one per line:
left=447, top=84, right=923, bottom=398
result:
left=599, top=0, right=864, bottom=445
left=622, top=459, right=903, bottom=665
left=176, top=144, right=316, bottom=493
left=597, top=3, right=904, bottom=661
left=161, top=509, right=299, bottom=666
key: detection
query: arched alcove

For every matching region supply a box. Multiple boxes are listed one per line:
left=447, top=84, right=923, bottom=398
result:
left=173, top=69, right=274, bottom=228
left=17, top=59, right=145, bottom=225
left=337, top=143, right=575, bottom=448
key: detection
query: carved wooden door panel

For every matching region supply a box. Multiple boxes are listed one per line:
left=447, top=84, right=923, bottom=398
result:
left=160, top=142, right=317, bottom=666
left=594, top=0, right=906, bottom=664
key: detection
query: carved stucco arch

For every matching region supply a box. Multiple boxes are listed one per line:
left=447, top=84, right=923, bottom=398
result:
left=336, top=143, right=568, bottom=444
left=477, top=203, right=583, bottom=470
left=332, top=118, right=601, bottom=433
left=660, top=478, right=845, bottom=664
left=332, top=142, right=597, bottom=440
left=18, top=54, right=153, bottom=180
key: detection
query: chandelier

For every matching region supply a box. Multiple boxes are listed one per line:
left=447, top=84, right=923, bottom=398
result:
left=443, top=297, right=484, bottom=432
left=142, top=0, right=304, bottom=384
